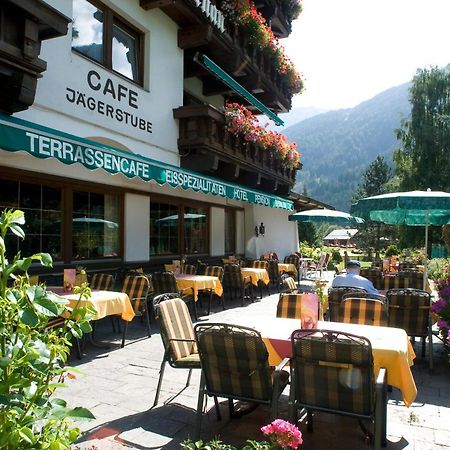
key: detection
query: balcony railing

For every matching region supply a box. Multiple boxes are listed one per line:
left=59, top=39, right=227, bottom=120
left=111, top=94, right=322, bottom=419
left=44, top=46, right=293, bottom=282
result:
left=173, top=104, right=298, bottom=194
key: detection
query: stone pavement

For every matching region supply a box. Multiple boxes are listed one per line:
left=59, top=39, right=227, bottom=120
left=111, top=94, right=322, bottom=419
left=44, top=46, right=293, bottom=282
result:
left=62, top=278, right=450, bottom=450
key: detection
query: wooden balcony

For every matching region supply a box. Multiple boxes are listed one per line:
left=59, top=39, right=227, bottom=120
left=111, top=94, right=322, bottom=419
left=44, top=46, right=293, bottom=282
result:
left=255, top=0, right=293, bottom=38
left=0, top=0, right=70, bottom=114
left=140, top=0, right=294, bottom=112
left=173, top=104, right=299, bottom=195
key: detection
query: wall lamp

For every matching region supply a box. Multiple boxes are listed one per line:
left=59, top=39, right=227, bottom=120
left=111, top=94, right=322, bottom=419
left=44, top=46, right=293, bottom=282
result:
left=255, top=222, right=265, bottom=237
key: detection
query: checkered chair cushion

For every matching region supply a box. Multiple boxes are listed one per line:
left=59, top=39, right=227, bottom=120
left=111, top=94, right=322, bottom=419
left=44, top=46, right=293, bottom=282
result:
left=204, top=266, right=224, bottom=280
left=340, top=297, right=388, bottom=326
left=223, top=264, right=246, bottom=289
left=291, top=329, right=374, bottom=415
left=386, top=288, right=431, bottom=336
left=195, top=323, right=280, bottom=402
left=277, top=293, right=302, bottom=319
left=152, top=271, right=179, bottom=294
left=399, top=262, right=419, bottom=271
left=90, top=273, right=113, bottom=291
left=360, top=268, right=384, bottom=290
left=267, top=259, right=282, bottom=288
left=383, top=272, right=424, bottom=290
left=284, top=254, right=300, bottom=269
left=183, top=264, right=197, bottom=275
left=251, top=260, right=268, bottom=270
left=156, top=297, right=198, bottom=364
left=327, top=287, right=367, bottom=322
left=121, top=275, right=150, bottom=315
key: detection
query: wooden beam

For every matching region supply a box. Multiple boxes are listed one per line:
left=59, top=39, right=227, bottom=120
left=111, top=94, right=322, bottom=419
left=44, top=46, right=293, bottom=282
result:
left=139, top=0, right=174, bottom=10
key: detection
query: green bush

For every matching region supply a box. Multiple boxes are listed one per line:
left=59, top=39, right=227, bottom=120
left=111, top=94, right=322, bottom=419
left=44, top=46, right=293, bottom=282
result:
left=0, top=209, right=95, bottom=449
left=384, top=244, right=400, bottom=257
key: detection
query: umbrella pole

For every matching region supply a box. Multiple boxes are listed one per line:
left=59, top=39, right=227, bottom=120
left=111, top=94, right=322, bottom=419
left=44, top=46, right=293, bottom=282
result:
left=424, top=210, right=429, bottom=291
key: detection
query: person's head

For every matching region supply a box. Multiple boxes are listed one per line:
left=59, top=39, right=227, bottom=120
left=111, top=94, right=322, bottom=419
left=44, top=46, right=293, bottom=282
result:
left=346, top=259, right=361, bottom=274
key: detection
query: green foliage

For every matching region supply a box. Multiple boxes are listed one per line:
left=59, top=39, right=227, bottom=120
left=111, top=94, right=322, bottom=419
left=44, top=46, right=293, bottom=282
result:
left=298, top=242, right=321, bottom=260
left=0, top=209, right=95, bottom=449
left=427, top=258, right=450, bottom=282
left=384, top=244, right=400, bottom=257
left=330, top=250, right=342, bottom=264
left=297, top=222, right=318, bottom=246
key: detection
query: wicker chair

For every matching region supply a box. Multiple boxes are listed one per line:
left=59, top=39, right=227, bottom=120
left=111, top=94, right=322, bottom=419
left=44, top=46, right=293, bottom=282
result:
left=289, top=329, right=387, bottom=449
left=222, top=264, right=253, bottom=306
left=340, top=297, right=388, bottom=326
left=120, top=275, right=151, bottom=347
left=203, top=266, right=225, bottom=314
left=194, top=323, right=290, bottom=440
left=327, top=286, right=367, bottom=322
left=386, top=288, right=433, bottom=370
left=151, top=271, right=196, bottom=320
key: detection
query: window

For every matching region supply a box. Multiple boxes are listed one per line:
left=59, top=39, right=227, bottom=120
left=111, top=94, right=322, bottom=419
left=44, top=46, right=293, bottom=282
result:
left=150, top=200, right=209, bottom=256
left=72, top=0, right=142, bottom=84
left=224, top=208, right=236, bottom=254
left=0, top=180, right=62, bottom=260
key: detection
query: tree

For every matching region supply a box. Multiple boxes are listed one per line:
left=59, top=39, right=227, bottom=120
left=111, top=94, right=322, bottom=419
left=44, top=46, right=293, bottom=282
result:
left=352, top=156, right=393, bottom=257
left=394, top=65, right=450, bottom=251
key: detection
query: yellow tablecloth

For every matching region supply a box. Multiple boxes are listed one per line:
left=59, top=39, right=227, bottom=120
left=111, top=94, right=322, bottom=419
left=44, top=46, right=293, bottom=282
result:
left=241, top=268, right=270, bottom=287
left=278, top=263, right=297, bottom=276
left=175, top=275, right=223, bottom=302
left=53, top=288, right=135, bottom=322
left=253, top=317, right=416, bottom=407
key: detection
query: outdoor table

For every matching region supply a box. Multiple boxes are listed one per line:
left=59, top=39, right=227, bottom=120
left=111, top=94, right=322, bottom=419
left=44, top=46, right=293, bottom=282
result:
left=240, top=267, right=270, bottom=287
left=244, top=317, right=417, bottom=407
left=50, top=287, right=134, bottom=322
left=278, top=263, right=297, bottom=276
left=175, top=274, right=223, bottom=302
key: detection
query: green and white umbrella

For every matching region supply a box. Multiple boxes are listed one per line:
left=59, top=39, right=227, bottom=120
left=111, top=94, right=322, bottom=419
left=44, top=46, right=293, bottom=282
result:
left=288, top=208, right=364, bottom=226
left=351, top=189, right=450, bottom=289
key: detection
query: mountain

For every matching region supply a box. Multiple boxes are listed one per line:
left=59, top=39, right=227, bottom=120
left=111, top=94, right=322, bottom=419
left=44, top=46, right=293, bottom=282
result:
left=284, top=82, right=411, bottom=212
left=264, top=106, right=328, bottom=131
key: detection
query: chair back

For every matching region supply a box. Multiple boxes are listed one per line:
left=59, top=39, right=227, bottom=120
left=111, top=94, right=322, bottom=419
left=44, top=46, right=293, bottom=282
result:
left=291, top=329, right=374, bottom=415
left=196, top=260, right=207, bottom=275
left=383, top=271, right=423, bottom=290
left=284, top=254, right=300, bottom=268
left=267, top=260, right=281, bottom=284
left=386, top=288, right=431, bottom=336
left=340, top=297, right=388, bottom=326
left=90, top=273, right=113, bottom=291
left=121, top=275, right=150, bottom=313
left=277, top=293, right=302, bottom=319
left=399, top=262, right=419, bottom=271
left=280, top=274, right=297, bottom=293
left=151, top=271, right=179, bottom=295
left=183, top=264, right=197, bottom=275
left=327, top=286, right=367, bottom=321
left=251, top=260, right=268, bottom=270
left=360, top=268, right=384, bottom=290
left=156, top=297, right=196, bottom=361
left=277, top=293, right=319, bottom=326
left=204, top=265, right=224, bottom=280
left=195, top=323, right=272, bottom=402
left=222, top=264, right=243, bottom=289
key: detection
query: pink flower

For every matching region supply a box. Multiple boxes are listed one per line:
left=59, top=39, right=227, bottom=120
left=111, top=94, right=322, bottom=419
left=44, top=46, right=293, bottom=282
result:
left=261, top=419, right=303, bottom=449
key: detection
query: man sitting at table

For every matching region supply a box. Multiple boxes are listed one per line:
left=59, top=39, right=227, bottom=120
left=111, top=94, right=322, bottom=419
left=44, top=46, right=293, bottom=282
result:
left=332, top=260, right=379, bottom=295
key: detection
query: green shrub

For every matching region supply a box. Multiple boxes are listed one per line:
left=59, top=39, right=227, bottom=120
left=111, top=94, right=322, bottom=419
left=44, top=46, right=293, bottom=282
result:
left=384, top=244, right=400, bottom=257
left=0, top=209, right=95, bottom=449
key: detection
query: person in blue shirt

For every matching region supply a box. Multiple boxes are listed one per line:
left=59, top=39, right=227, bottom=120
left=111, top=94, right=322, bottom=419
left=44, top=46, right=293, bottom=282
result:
left=331, top=259, right=379, bottom=295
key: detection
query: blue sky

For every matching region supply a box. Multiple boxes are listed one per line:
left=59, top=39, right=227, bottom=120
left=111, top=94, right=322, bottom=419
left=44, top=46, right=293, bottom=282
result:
left=285, top=0, right=450, bottom=110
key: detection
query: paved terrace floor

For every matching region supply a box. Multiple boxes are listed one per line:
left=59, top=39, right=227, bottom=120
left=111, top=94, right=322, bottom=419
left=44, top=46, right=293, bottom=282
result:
left=62, top=275, right=450, bottom=450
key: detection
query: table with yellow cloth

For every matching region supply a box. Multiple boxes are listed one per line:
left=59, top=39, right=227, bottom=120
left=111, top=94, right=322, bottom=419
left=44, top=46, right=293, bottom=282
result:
left=240, top=267, right=270, bottom=287
left=175, top=274, right=223, bottom=302
left=251, top=317, right=417, bottom=407
left=51, top=288, right=135, bottom=322
left=277, top=263, right=297, bottom=276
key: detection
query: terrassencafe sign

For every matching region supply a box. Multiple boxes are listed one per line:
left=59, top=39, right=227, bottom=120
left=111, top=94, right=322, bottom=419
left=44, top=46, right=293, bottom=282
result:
left=0, top=114, right=294, bottom=211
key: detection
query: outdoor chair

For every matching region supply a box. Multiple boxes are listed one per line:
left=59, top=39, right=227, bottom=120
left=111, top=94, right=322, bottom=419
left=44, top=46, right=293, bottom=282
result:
left=398, top=262, right=419, bottom=271
left=182, top=264, right=197, bottom=274
left=151, top=271, right=196, bottom=320
left=194, top=323, right=290, bottom=440
left=222, top=264, right=253, bottom=306
left=45, top=316, right=82, bottom=359
left=360, top=268, right=384, bottom=290
left=280, top=273, right=297, bottom=294
left=307, top=252, right=330, bottom=280
left=152, top=295, right=218, bottom=408
left=289, top=329, right=387, bottom=449
left=251, top=259, right=269, bottom=298
left=277, top=293, right=303, bottom=319
left=120, top=275, right=151, bottom=347
left=283, top=254, right=301, bottom=282
left=386, top=288, right=433, bottom=370
left=89, top=273, right=114, bottom=291
left=382, top=271, right=424, bottom=291
left=196, top=260, right=207, bottom=275
left=327, top=286, right=368, bottom=322
left=202, top=265, right=224, bottom=314
left=340, top=297, right=388, bottom=326
left=267, top=259, right=282, bottom=294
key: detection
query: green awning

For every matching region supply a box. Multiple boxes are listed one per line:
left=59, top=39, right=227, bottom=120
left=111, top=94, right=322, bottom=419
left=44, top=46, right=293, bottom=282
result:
left=0, top=114, right=293, bottom=211
left=194, top=53, right=284, bottom=126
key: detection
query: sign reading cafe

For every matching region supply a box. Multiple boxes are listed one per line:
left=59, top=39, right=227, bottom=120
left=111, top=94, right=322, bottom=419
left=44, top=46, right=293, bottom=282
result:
left=0, top=114, right=294, bottom=211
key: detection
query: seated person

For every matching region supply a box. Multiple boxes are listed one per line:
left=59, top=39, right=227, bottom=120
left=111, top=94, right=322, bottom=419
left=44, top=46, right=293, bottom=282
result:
left=332, top=260, right=379, bottom=295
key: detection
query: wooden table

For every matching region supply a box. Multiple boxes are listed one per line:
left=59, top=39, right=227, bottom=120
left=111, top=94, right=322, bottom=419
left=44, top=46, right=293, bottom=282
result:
left=175, top=274, right=223, bottom=302
left=241, top=268, right=270, bottom=287
left=244, top=317, right=417, bottom=407
left=50, top=287, right=134, bottom=322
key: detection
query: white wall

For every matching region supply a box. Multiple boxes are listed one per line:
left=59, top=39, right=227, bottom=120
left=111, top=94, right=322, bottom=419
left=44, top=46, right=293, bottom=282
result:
left=210, top=207, right=225, bottom=256
left=236, top=210, right=245, bottom=254
left=125, top=193, right=150, bottom=261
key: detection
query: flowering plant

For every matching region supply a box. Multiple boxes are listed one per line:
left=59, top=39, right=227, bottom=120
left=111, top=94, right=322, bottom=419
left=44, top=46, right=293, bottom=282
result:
left=220, top=0, right=304, bottom=94
left=430, top=263, right=450, bottom=340
left=224, top=103, right=301, bottom=169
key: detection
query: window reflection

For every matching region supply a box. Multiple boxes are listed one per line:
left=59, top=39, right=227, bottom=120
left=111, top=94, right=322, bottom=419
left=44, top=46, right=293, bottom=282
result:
left=184, top=207, right=207, bottom=254
left=150, top=202, right=179, bottom=256
left=112, top=22, right=138, bottom=81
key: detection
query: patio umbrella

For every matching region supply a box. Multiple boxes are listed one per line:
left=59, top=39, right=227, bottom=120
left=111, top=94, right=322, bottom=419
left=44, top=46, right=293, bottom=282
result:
left=288, top=208, right=364, bottom=226
left=155, top=213, right=205, bottom=225
left=350, top=189, right=450, bottom=289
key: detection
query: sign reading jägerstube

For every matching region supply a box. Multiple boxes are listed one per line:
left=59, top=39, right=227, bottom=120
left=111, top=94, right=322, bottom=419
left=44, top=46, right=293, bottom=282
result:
left=65, top=70, right=152, bottom=134
left=0, top=114, right=293, bottom=211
